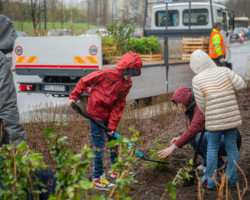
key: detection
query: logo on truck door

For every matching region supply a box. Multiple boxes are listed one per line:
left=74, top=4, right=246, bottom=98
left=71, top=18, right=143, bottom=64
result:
left=89, top=45, right=98, bottom=56
left=15, top=46, right=23, bottom=56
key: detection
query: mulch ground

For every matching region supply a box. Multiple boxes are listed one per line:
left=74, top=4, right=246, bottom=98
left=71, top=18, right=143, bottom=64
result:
left=91, top=89, right=250, bottom=200
left=24, top=89, right=250, bottom=200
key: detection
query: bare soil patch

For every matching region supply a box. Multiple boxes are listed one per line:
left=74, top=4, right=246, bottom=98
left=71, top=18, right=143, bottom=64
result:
left=24, top=89, right=250, bottom=199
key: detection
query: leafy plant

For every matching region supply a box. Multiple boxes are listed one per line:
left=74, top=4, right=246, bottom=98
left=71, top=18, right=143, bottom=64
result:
left=106, top=21, right=136, bottom=55
left=44, top=121, right=99, bottom=200
left=143, top=137, right=169, bottom=171
left=161, top=159, right=193, bottom=200
left=102, top=37, right=116, bottom=47
left=0, top=141, right=47, bottom=200
left=126, top=36, right=160, bottom=55
left=108, top=127, right=142, bottom=200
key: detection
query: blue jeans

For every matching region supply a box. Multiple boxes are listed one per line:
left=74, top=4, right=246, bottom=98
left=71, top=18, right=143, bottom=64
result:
left=89, top=120, right=117, bottom=179
left=190, top=131, right=226, bottom=168
left=201, top=128, right=239, bottom=188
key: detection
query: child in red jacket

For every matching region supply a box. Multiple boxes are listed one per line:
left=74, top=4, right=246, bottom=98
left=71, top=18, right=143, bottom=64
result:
left=68, top=52, right=142, bottom=190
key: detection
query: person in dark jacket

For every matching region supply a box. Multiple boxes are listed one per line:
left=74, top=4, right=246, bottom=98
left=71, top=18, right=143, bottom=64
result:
left=0, top=15, right=56, bottom=200
left=158, top=87, right=227, bottom=171
left=0, top=15, right=27, bottom=149
left=68, top=52, right=142, bottom=190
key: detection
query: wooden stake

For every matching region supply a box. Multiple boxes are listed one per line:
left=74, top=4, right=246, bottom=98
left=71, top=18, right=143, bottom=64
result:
left=109, top=171, right=127, bottom=199
left=57, top=189, right=63, bottom=200
left=11, top=143, right=17, bottom=179
left=117, top=144, right=122, bottom=179
left=236, top=182, right=241, bottom=200
left=226, top=176, right=228, bottom=200
left=233, top=160, right=248, bottom=199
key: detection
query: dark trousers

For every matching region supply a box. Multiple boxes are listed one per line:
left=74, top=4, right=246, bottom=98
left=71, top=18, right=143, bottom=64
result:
left=212, top=58, right=226, bottom=67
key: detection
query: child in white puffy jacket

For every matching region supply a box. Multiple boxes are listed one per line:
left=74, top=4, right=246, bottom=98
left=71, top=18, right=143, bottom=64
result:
left=189, top=49, right=245, bottom=189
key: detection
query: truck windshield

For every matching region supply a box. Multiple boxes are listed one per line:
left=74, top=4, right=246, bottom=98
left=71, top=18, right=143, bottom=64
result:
left=155, top=10, right=179, bottom=27
left=183, top=9, right=208, bottom=26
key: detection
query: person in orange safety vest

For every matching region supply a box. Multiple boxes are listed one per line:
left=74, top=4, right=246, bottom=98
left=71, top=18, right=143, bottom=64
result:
left=209, top=22, right=226, bottom=66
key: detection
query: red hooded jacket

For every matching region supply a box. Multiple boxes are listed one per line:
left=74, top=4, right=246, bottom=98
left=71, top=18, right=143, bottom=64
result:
left=69, top=52, right=142, bottom=131
left=171, top=87, right=205, bottom=148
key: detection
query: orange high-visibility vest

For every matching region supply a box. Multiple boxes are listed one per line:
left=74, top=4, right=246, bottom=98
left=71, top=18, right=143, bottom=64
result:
left=209, top=30, right=226, bottom=59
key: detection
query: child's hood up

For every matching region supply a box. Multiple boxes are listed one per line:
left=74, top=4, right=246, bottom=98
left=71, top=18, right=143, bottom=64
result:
left=116, top=52, right=142, bottom=72
left=171, top=86, right=191, bottom=108
left=190, top=49, right=217, bottom=74
left=0, top=15, right=17, bottom=54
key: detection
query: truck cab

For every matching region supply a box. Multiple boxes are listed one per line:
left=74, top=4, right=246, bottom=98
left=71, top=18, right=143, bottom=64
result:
left=145, top=1, right=234, bottom=63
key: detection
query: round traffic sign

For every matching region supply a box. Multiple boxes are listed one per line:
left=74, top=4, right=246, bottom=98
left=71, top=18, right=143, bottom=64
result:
left=15, top=46, right=23, bottom=56
left=89, top=45, right=98, bottom=56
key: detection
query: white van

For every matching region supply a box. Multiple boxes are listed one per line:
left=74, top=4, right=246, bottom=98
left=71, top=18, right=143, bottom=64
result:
left=151, top=2, right=229, bottom=31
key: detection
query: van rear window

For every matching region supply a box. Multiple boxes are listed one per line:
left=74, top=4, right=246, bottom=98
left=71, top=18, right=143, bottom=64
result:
left=183, top=9, right=209, bottom=26
left=155, top=10, right=179, bottom=27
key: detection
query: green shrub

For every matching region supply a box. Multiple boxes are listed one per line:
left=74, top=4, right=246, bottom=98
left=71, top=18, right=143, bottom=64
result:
left=126, top=36, right=160, bottom=54
left=108, top=127, right=142, bottom=200
left=0, top=141, right=47, bottom=200
left=45, top=122, right=97, bottom=200
left=106, top=21, right=136, bottom=55
left=143, top=137, right=169, bottom=171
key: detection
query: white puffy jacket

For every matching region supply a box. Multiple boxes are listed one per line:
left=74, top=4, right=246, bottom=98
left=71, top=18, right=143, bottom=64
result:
left=190, top=49, right=245, bottom=131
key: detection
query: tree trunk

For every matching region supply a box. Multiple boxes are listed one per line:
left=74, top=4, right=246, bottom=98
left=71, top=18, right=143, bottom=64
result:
left=30, top=0, right=39, bottom=36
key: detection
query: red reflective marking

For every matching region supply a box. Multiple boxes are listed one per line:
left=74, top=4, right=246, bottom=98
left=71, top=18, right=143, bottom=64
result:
left=15, top=65, right=99, bottom=69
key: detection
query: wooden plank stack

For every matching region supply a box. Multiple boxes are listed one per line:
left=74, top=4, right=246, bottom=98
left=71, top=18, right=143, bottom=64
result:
left=103, top=46, right=116, bottom=54
left=114, top=53, right=162, bottom=63
left=182, top=37, right=209, bottom=61
left=138, top=53, right=162, bottom=61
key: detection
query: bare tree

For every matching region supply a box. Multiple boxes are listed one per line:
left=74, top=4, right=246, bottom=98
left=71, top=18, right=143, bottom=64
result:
left=59, top=0, right=64, bottom=28
left=102, top=0, right=108, bottom=26
left=50, top=0, right=57, bottom=28
left=0, top=0, right=4, bottom=13
left=30, top=0, right=39, bottom=35
left=0, top=0, right=13, bottom=19
left=226, top=0, right=250, bottom=19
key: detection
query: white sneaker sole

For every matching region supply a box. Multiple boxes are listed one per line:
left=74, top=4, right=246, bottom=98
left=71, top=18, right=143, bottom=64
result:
left=203, top=164, right=226, bottom=173
left=110, top=172, right=135, bottom=178
left=110, top=174, right=117, bottom=178
left=94, top=186, right=113, bottom=191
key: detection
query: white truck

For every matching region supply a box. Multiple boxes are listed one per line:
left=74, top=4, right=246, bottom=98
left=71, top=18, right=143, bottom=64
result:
left=13, top=36, right=166, bottom=100
left=14, top=36, right=102, bottom=97
left=143, top=0, right=235, bottom=91
left=14, top=1, right=235, bottom=99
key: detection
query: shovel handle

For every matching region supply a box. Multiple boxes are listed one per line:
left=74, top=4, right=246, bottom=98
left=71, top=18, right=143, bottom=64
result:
left=71, top=103, right=144, bottom=158
left=71, top=103, right=169, bottom=164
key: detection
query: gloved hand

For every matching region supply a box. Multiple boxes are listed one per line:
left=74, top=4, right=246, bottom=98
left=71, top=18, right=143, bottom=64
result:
left=219, top=56, right=225, bottom=64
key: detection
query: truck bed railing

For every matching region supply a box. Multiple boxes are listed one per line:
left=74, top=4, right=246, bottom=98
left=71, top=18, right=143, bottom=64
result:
left=144, top=29, right=211, bottom=38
